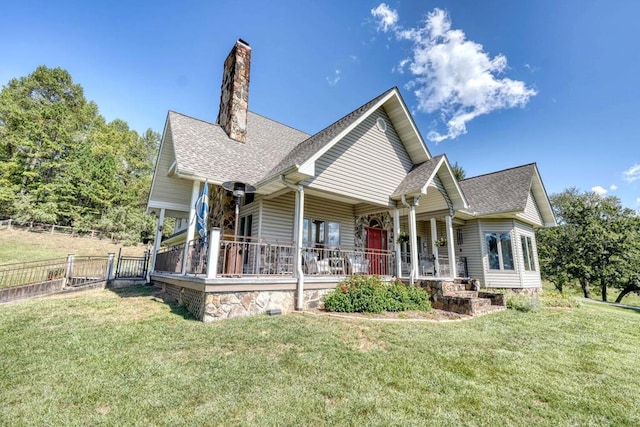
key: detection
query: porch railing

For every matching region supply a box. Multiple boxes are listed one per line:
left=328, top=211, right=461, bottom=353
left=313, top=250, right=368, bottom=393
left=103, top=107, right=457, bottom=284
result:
left=399, top=252, right=468, bottom=278
left=155, top=243, right=185, bottom=274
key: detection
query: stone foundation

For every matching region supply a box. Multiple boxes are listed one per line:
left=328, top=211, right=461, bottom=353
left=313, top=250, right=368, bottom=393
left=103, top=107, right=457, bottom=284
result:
left=493, top=287, right=542, bottom=296
left=160, top=282, right=331, bottom=321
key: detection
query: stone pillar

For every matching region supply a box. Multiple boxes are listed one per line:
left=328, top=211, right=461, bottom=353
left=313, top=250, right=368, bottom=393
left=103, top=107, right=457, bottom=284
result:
left=206, top=228, right=221, bottom=279
left=431, top=218, right=439, bottom=277
left=446, top=215, right=457, bottom=278
left=183, top=181, right=200, bottom=275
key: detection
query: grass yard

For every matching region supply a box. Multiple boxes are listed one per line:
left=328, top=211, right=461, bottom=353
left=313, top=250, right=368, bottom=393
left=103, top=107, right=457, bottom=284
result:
left=543, top=280, right=640, bottom=307
left=1, top=286, right=639, bottom=426
left=0, top=228, right=148, bottom=264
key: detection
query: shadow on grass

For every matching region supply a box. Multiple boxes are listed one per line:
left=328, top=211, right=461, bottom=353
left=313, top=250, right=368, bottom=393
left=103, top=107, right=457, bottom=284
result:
left=107, top=284, right=197, bottom=321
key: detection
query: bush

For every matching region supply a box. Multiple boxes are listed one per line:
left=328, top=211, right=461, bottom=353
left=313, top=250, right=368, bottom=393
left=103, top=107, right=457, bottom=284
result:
left=506, top=293, right=541, bottom=312
left=324, top=276, right=431, bottom=314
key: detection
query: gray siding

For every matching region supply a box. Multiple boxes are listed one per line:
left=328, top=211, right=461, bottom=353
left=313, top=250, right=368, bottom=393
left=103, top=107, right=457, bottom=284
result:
left=479, top=219, right=523, bottom=288
left=306, top=107, right=413, bottom=205
left=514, top=221, right=542, bottom=288
left=517, top=190, right=543, bottom=226
left=457, top=220, right=484, bottom=283
left=259, top=192, right=356, bottom=246
left=149, top=126, right=193, bottom=208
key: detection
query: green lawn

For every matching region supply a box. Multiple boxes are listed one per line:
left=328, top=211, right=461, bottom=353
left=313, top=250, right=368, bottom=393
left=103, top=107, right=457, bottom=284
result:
left=0, top=228, right=147, bottom=264
left=543, top=279, right=640, bottom=307
left=1, top=286, right=639, bottom=426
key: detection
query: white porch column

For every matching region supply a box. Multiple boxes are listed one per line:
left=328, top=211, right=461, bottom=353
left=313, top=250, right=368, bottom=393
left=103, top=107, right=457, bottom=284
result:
left=430, top=218, right=439, bottom=277
left=280, top=176, right=305, bottom=311
left=182, top=180, right=200, bottom=275
left=206, top=228, right=221, bottom=279
left=446, top=215, right=457, bottom=278
left=294, top=186, right=305, bottom=309
left=393, top=208, right=401, bottom=278
left=149, top=207, right=165, bottom=280
left=408, top=197, right=419, bottom=285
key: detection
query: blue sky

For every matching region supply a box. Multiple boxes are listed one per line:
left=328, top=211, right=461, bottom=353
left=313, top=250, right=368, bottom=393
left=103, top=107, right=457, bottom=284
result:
left=2, top=0, right=640, bottom=209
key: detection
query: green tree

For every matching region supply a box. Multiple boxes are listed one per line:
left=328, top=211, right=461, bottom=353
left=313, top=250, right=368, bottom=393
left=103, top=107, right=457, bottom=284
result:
left=537, top=188, right=640, bottom=302
left=451, top=161, right=466, bottom=181
left=0, top=66, right=99, bottom=221
left=0, top=66, right=160, bottom=243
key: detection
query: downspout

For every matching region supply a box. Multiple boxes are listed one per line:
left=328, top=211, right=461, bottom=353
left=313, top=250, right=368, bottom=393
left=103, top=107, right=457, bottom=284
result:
left=279, top=175, right=305, bottom=310
left=401, top=195, right=416, bottom=285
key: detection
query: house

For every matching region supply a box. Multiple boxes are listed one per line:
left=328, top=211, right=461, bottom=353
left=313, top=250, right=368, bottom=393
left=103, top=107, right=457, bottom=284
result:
left=146, top=39, right=556, bottom=321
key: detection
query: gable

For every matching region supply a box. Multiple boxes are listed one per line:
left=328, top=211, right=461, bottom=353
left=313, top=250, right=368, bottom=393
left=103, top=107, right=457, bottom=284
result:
left=516, top=190, right=544, bottom=226
left=304, top=107, right=413, bottom=206
left=147, top=119, right=193, bottom=213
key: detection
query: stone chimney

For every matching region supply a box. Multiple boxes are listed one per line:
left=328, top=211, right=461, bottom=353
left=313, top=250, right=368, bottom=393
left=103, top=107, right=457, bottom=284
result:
left=216, top=39, right=251, bottom=143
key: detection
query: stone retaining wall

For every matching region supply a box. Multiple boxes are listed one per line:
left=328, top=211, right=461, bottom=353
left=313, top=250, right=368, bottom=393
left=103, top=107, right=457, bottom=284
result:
left=0, top=279, right=65, bottom=304
left=160, top=282, right=331, bottom=321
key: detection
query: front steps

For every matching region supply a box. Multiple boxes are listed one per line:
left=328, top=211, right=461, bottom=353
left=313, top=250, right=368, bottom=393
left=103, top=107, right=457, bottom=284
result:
left=420, top=279, right=506, bottom=316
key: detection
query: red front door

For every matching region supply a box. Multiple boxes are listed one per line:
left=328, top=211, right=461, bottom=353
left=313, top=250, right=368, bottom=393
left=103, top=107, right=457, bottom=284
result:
left=366, top=227, right=388, bottom=275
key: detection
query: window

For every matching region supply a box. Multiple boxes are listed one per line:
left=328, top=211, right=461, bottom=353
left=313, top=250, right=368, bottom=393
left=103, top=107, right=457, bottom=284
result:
left=485, top=232, right=514, bottom=270
left=303, top=218, right=340, bottom=248
left=521, top=235, right=536, bottom=271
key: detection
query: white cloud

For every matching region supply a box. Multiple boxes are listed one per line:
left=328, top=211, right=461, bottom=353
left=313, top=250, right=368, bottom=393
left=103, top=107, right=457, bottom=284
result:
left=637, top=197, right=640, bottom=206
left=592, top=186, right=608, bottom=196
left=610, top=184, right=618, bottom=191
left=623, top=164, right=640, bottom=182
left=371, top=3, right=399, bottom=32
left=370, top=5, right=537, bottom=142
left=326, top=69, right=341, bottom=87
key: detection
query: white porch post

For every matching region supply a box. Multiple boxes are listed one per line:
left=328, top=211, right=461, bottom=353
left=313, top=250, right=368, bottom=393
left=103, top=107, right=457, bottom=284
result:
left=182, top=180, right=200, bottom=275
left=206, top=228, right=221, bottom=279
left=280, top=176, right=305, bottom=311
left=294, top=187, right=305, bottom=309
left=408, top=197, right=419, bottom=285
left=149, top=207, right=165, bottom=280
left=393, top=208, right=401, bottom=278
left=430, top=218, right=439, bottom=277
left=446, top=215, right=457, bottom=278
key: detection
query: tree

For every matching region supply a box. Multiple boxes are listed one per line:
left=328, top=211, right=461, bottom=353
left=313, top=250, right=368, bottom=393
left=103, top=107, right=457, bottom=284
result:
left=451, top=162, right=466, bottom=181
left=537, top=188, right=640, bottom=302
left=0, top=66, right=160, bottom=243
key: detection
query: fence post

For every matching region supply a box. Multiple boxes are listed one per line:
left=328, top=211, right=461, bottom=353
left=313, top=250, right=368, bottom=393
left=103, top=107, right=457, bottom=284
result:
left=106, top=253, right=115, bottom=281
left=206, top=228, right=221, bottom=279
left=7, top=219, right=11, bottom=230
left=64, top=254, right=74, bottom=287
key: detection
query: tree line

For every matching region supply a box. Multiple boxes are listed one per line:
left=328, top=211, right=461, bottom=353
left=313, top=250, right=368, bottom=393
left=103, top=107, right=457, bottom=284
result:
left=537, top=188, right=640, bottom=303
left=0, top=66, right=160, bottom=243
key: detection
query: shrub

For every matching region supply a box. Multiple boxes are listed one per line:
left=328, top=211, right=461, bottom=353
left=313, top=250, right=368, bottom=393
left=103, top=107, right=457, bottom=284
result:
left=506, top=293, right=541, bottom=312
left=324, top=276, right=431, bottom=313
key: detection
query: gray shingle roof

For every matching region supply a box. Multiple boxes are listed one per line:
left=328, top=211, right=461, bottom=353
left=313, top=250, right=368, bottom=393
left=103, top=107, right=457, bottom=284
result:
left=265, top=87, right=397, bottom=179
left=459, top=164, right=535, bottom=215
left=169, top=111, right=309, bottom=184
left=392, top=155, right=444, bottom=197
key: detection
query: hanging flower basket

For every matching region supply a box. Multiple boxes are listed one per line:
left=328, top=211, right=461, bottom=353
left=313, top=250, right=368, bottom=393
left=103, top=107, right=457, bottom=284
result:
left=434, top=237, right=448, bottom=247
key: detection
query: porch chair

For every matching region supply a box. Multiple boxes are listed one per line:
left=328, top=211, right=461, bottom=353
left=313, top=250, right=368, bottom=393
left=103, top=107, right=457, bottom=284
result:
left=419, top=259, right=435, bottom=276
left=346, top=253, right=370, bottom=275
